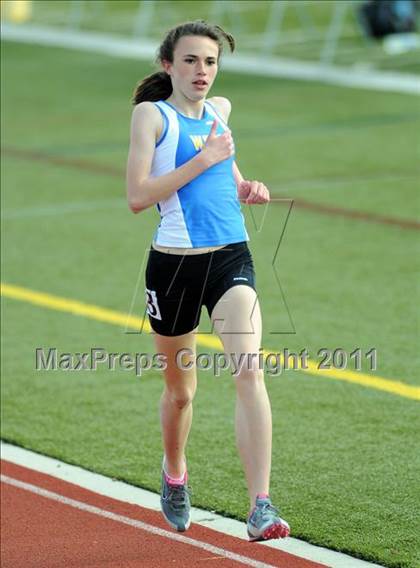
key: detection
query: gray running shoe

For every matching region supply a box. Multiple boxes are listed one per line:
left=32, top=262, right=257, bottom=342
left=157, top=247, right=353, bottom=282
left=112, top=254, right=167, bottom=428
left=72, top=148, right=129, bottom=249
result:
left=160, top=467, right=191, bottom=532
left=247, top=496, right=290, bottom=541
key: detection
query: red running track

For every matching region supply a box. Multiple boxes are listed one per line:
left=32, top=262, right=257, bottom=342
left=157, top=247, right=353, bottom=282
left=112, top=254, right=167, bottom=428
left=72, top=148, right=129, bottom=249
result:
left=1, top=460, right=329, bottom=568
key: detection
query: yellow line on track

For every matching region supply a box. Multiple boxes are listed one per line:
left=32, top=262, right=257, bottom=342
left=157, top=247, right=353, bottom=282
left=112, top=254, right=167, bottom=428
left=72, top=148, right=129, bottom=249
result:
left=2, top=282, right=419, bottom=401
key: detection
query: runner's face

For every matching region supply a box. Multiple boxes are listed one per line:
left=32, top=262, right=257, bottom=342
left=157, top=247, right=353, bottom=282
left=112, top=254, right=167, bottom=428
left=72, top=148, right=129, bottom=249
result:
left=164, top=35, right=219, bottom=101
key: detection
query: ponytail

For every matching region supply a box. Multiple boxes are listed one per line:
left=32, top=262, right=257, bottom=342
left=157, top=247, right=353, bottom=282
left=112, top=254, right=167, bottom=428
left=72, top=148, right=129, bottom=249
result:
left=131, top=20, right=235, bottom=106
left=132, top=71, right=172, bottom=105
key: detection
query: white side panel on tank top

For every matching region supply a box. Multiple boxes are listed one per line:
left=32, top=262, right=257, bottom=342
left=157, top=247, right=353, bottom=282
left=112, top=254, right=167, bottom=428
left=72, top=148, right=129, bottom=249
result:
left=152, top=101, right=192, bottom=247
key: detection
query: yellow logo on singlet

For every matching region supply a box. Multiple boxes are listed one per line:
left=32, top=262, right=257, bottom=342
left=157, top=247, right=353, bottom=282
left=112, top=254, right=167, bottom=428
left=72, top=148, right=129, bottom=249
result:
left=189, top=134, right=208, bottom=151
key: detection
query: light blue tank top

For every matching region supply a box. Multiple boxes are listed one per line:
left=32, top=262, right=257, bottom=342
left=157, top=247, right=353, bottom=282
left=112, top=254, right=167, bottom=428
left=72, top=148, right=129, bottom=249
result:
left=150, top=99, right=249, bottom=248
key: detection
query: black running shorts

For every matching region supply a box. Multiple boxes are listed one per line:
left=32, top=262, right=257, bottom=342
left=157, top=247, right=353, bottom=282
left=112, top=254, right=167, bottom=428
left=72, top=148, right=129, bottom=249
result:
left=145, top=241, right=256, bottom=336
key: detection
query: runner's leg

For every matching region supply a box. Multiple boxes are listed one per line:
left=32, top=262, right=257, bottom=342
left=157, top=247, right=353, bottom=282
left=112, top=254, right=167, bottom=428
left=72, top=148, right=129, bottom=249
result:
left=154, top=330, right=197, bottom=478
left=211, top=286, right=272, bottom=510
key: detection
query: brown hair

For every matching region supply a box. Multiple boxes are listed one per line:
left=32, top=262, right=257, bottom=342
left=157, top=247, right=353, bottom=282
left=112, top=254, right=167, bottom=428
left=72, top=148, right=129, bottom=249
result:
left=132, top=20, right=235, bottom=105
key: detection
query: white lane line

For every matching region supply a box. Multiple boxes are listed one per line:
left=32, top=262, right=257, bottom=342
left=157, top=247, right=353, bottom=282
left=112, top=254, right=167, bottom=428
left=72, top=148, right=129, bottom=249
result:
left=2, top=23, right=419, bottom=96
left=0, top=442, right=385, bottom=568
left=1, top=474, right=281, bottom=568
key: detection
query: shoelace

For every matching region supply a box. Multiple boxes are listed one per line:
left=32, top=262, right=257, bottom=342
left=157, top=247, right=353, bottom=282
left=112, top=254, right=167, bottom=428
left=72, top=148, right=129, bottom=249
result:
left=166, top=484, right=192, bottom=510
left=255, top=501, right=280, bottom=520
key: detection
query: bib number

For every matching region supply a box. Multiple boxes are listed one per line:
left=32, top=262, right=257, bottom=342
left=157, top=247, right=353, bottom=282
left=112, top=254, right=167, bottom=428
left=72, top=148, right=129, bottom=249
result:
left=145, top=288, right=162, bottom=320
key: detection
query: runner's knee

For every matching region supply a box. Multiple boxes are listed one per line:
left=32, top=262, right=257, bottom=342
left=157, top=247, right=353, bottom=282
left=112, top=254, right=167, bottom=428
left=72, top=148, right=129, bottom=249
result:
left=234, top=366, right=264, bottom=385
left=165, top=386, right=196, bottom=409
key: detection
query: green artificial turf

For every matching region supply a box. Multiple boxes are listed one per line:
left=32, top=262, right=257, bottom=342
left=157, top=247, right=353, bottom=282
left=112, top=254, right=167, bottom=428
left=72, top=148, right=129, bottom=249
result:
left=1, top=41, right=420, bottom=568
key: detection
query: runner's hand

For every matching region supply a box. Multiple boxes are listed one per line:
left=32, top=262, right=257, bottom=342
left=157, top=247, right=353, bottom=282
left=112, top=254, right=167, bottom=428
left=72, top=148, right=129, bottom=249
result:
left=238, top=180, right=270, bottom=204
left=201, top=120, right=234, bottom=166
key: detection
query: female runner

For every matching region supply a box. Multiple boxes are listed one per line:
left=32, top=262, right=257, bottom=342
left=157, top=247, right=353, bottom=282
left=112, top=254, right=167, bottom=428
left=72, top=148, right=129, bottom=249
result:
left=126, top=20, right=290, bottom=542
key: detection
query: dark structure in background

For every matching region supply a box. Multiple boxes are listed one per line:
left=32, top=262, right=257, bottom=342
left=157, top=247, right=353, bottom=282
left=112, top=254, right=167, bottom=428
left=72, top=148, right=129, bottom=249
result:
left=358, top=0, right=418, bottom=38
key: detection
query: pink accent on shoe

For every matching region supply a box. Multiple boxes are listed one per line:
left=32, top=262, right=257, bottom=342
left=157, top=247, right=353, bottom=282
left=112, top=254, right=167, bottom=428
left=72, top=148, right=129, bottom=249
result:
left=256, top=493, right=269, bottom=500
left=164, top=470, right=188, bottom=486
